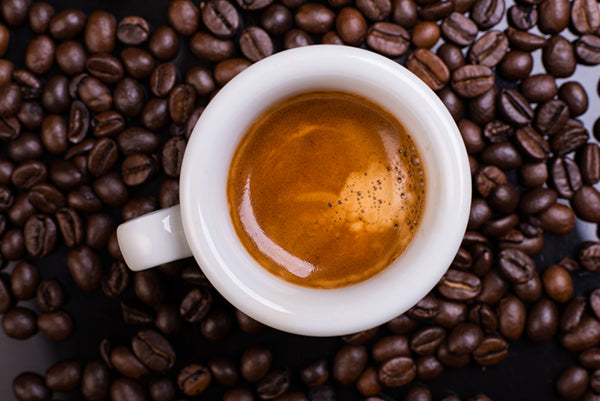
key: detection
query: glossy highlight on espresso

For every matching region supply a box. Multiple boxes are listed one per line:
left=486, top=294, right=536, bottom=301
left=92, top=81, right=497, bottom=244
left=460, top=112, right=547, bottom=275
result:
left=227, top=91, right=425, bottom=289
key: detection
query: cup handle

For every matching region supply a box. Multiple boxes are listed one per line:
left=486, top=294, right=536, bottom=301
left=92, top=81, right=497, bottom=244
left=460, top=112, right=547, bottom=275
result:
left=116, top=205, right=193, bottom=271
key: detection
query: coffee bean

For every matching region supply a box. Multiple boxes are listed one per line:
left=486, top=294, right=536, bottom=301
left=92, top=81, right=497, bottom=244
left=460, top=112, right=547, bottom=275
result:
left=519, top=188, right=557, bottom=216
left=149, top=377, right=176, bottom=401
left=452, top=64, right=494, bottom=98
left=149, top=26, right=179, bottom=61
left=236, top=0, right=274, bottom=10
left=240, top=26, right=273, bottom=62
left=13, top=372, right=50, bottom=401
left=559, top=81, right=588, bottom=117
left=110, top=377, right=146, bottom=401
left=437, top=43, right=466, bottom=72
left=336, top=8, right=367, bottom=45
left=480, top=141, right=522, bottom=170
left=392, top=0, right=418, bottom=28
left=333, top=345, right=367, bottom=385
left=10, top=260, right=38, bottom=300
left=496, top=295, right=526, bottom=340
left=560, top=297, right=586, bottom=335
left=542, top=35, right=576, bottom=78
left=342, top=327, right=378, bottom=345
left=131, top=329, right=176, bottom=372
left=179, top=286, right=212, bottom=323
left=29, top=2, right=53, bottom=34
left=206, top=357, right=239, bottom=387
left=121, top=153, right=157, bottom=186
left=508, top=5, right=537, bottom=29
left=134, top=270, right=165, bottom=307
left=538, top=203, right=575, bottom=235
left=87, top=138, right=118, bottom=177
left=578, top=243, right=600, bottom=271
left=191, top=32, right=235, bottom=62
left=294, top=4, right=335, bottom=34
left=447, top=322, right=483, bottom=354
left=122, top=196, right=157, bottom=220
left=37, top=310, right=73, bottom=341
left=17, top=101, right=43, bottom=131
left=406, top=49, right=449, bottom=90
left=121, top=47, right=155, bottom=79
left=41, top=75, right=69, bottom=114
left=1, top=228, right=25, bottom=260
left=67, top=246, right=103, bottom=291
left=110, top=345, right=150, bottom=379
left=85, top=54, right=123, bottom=85
left=282, top=28, right=312, bottom=49
left=497, top=248, right=535, bottom=284
left=438, top=269, right=481, bottom=301
left=55, top=41, right=86, bottom=75
left=497, top=89, right=532, bottom=127
left=556, top=365, right=589, bottom=400
left=505, top=26, right=546, bottom=52
left=471, top=0, right=504, bottom=29
left=0, top=274, right=13, bottom=314
left=590, top=289, right=600, bottom=321
left=419, top=1, right=453, bottom=21
left=535, top=99, right=569, bottom=136
left=81, top=360, right=110, bottom=401
left=575, top=34, right=600, bottom=65
left=410, top=326, right=446, bottom=355
left=201, top=0, right=240, bottom=38
left=468, top=30, right=508, bottom=67
left=581, top=349, right=600, bottom=369
left=550, top=157, right=582, bottom=199
left=36, top=279, right=64, bottom=312
left=551, top=120, right=589, bottom=156
left=114, top=78, right=145, bottom=117
left=168, top=0, right=200, bottom=36
left=472, top=336, right=508, bottom=366
left=572, top=186, right=600, bottom=223
left=25, top=35, right=55, bottom=75
left=538, top=0, right=570, bottom=33
left=2, top=306, right=37, bottom=339
left=0, top=83, right=22, bottom=117
left=356, top=367, right=382, bottom=397
left=149, top=63, right=177, bottom=98
left=411, top=21, right=440, bottom=49
left=561, top=316, right=600, bottom=352
left=45, top=360, right=81, bottom=392
left=440, top=13, right=477, bottom=47
left=86, top=213, right=112, bottom=249
left=415, top=356, right=443, bottom=381
left=408, top=295, right=440, bottom=320
left=256, top=370, right=290, bottom=399
left=13, top=69, right=42, bottom=100
left=260, top=4, right=293, bottom=36
left=117, top=16, right=151, bottom=45
left=214, top=58, right=251, bottom=86
left=0, top=116, right=21, bottom=141
left=378, top=356, right=416, bottom=387
left=224, top=388, right=255, bottom=401
left=55, top=207, right=84, bottom=247
left=366, top=22, right=410, bottom=57
left=77, top=76, right=113, bottom=113
left=178, top=363, right=212, bottom=396
left=24, top=214, right=56, bottom=258
left=169, top=84, right=196, bottom=125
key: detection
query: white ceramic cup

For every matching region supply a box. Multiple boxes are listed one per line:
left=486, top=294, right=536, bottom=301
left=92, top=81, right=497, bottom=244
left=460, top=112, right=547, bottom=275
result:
left=117, top=45, right=471, bottom=337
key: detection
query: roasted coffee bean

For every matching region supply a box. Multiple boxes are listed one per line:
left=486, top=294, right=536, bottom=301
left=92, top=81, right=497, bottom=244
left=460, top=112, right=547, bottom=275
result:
left=13, top=69, right=42, bottom=100
left=117, top=127, right=160, bottom=155
left=514, top=127, right=550, bottom=163
left=483, top=214, right=518, bottom=239
left=235, top=309, right=263, bottom=334
left=24, top=214, right=56, bottom=258
left=28, top=183, right=65, bottom=214
left=408, top=295, right=440, bottom=320
left=572, top=186, right=600, bottom=223
left=141, top=98, right=171, bottom=132
left=438, top=269, right=481, bottom=301
left=498, top=89, right=532, bottom=127
left=526, top=298, right=558, bottom=342
left=240, top=26, right=273, bottom=61
left=342, top=327, right=378, bottom=345
left=283, top=28, right=313, bottom=48
left=8, top=132, right=42, bottom=162
left=84, top=11, right=116, bottom=53
left=480, top=142, right=522, bottom=170
left=0, top=83, right=22, bottom=117
left=77, top=76, right=112, bottom=113
left=508, top=5, right=537, bottom=29
left=1, top=229, right=25, bottom=260
left=201, top=309, right=232, bottom=341
left=149, top=377, right=176, bottom=401
left=40, top=114, right=67, bottom=155
left=437, top=87, right=463, bottom=120
left=468, top=30, right=508, bottom=67
left=190, top=32, right=235, bottom=62
left=177, top=364, right=212, bottom=396
left=336, top=8, right=367, bottom=45
left=159, top=178, right=179, bottom=208
left=519, top=188, right=557, bottom=215
left=538, top=203, right=575, bottom=235
left=452, top=64, right=494, bottom=98
left=25, top=35, right=55, bottom=75
left=406, top=49, right=449, bottom=90
left=236, top=0, right=274, bottom=10
left=29, top=2, right=53, bottom=34
left=378, top=356, right=416, bottom=387
left=17, top=101, right=44, bottom=131
left=37, top=310, right=73, bottom=341
left=411, top=21, right=440, bottom=49
left=497, top=248, right=535, bottom=284
left=560, top=296, right=586, bottom=334
left=36, top=280, right=64, bottom=312
left=122, top=196, right=157, bottom=220
left=12, top=373, right=50, bottom=401
left=169, top=84, right=196, bottom=125
left=208, top=357, right=239, bottom=386
left=370, top=336, right=410, bottom=363
left=535, top=99, right=569, bottom=136
left=11, top=261, right=39, bottom=300
left=458, top=119, right=484, bottom=154
left=114, top=78, right=145, bottom=117
left=474, top=165, right=507, bottom=197
left=134, top=270, right=165, bottom=307
left=45, top=360, right=81, bottom=392
left=415, top=356, right=443, bottom=381
left=581, top=349, right=600, bottom=369
left=86, top=213, right=112, bottom=249
left=121, top=153, right=157, bottom=186
left=410, top=326, right=446, bottom=355
left=437, top=43, right=466, bottom=72
left=110, top=377, right=146, bottom=401
left=117, top=16, right=151, bottom=45
left=434, top=300, right=467, bottom=328
left=575, top=34, right=600, bottom=65
left=180, top=287, right=212, bottom=323
left=240, top=346, right=272, bottom=383
left=436, top=340, right=470, bottom=368
left=110, top=345, right=150, bottom=379
left=132, top=329, right=175, bottom=372
left=496, top=295, right=526, bottom=340
left=472, top=336, right=508, bottom=366
left=294, top=4, right=335, bottom=34
left=300, top=360, right=329, bottom=388
left=392, top=0, right=418, bottom=28
left=447, top=322, right=483, bottom=354
left=168, top=0, right=200, bottom=36
left=550, top=157, right=582, bottom=199
left=81, top=360, right=110, bottom=401
left=121, top=300, right=154, bottom=325
left=2, top=307, right=37, bottom=339
left=356, top=367, right=382, bottom=397
left=572, top=0, right=600, bottom=34
left=67, top=246, right=103, bottom=291
left=559, top=81, right=588, bottom=117
left=85, top=53, right=123, bottom=84
left=483, top=120, right=514, bottom=144
left=67, top=100, right=89, bottom=144
left=56, top=41, right=86, bottom=75
left=366, top=22, right=410, bottom=57
left=0, top=116, right=21, bottom=141
left=556, top=366, right=589, bottom=400
left=538, top=0, right=570, bottom=33
left=121, top=47, right=155, bottom=79
left=56, top=207, right=84, bottom=246
left=356, top=0, right=391, bottom=20
left=87, top=138, right=118, bottom=177
left=561, top=317, right=600, bottom=351
left=0, top=184, right=13, bottom=212
left=214, top=58, right=251, bottom=86
left=41, top=75, right=69, bottom=114
left=101, top=261, right=130, bottom=297
left=0, top=159, right=14, bottom=185
left=203, top=0, right=240, bottom=38
left=471, top=0, right=504, bottom=29
left=419, top=1, right=453, bottom=21
left=470, top=244, right=494, bottom=276
left=260, top=4, right=292, bottom=35
left=91, top=111, right=125, bottom=138
left=551, top=119, right=588, bottom=156
left=333, top=345, right=367, bottom=385
left=468, top=198, right=492, bottom=230
left=441, top=13, right=477, bottom=47
left=256, top=370, right=290, bottom=399
left=224, top=388, right=255, bottom=401
left=542, top=35, right=576, bottom=78
left=150, top=63, right=177, bottom=98
left=149, top=26, right=179, bottom=61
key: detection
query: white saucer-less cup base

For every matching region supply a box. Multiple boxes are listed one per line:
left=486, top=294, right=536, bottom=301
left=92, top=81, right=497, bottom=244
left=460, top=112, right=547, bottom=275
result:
left=178, top=46, right=471, bottom=336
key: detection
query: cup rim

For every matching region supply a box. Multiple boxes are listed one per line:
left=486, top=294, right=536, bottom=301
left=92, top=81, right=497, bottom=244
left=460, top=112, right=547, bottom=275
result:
left=180, top=45, right=471, bottom=336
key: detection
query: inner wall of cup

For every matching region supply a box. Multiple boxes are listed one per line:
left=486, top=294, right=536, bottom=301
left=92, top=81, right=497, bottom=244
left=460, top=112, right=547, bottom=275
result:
left=181, top=48, right=469, bottom=334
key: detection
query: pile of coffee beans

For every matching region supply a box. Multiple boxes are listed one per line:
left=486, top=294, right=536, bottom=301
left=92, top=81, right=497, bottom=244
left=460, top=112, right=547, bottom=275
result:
left=1, top=0, right=600, bottom=400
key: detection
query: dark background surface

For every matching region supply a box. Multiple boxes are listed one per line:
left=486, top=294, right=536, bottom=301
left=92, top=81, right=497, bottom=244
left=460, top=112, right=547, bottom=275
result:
left=1, top=0, right=600, bottom=400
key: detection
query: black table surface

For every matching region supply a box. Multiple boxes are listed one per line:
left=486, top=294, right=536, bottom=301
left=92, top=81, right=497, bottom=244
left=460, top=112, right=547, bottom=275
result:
left=1, top=0, right=600, bottom=400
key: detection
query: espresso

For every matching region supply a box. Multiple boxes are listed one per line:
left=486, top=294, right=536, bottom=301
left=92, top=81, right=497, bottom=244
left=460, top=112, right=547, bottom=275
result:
left=227, top=91, right=425, bottom=289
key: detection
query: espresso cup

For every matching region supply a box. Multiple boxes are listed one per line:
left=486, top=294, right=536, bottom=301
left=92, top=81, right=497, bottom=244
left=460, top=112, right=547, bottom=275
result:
left=117, top=45, right=471, bottom=337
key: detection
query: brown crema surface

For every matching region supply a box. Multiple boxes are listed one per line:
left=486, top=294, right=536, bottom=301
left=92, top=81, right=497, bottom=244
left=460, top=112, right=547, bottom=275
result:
left=227, top=91, right=425, bottom=288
